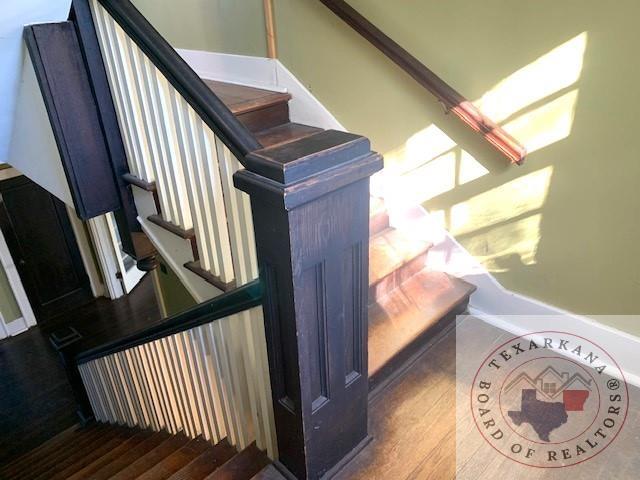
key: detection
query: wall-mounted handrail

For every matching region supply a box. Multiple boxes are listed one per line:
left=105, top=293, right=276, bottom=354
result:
left=95, top=0, right=261, bottom=163
left=319, top=0, right=526, bottom=165
left=75, top=279, right=263, bottom=364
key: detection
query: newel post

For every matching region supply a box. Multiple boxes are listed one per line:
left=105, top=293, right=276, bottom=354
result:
left=235, top=131, right=383, bottom=479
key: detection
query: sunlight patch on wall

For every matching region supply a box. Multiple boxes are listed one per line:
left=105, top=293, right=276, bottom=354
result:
left=384, top=124, right=457, bottom=176
left=503, top=89, right=579, bottom=154
left=445, top=166, right=553, bottom=237
left=458, top=213, right=543, bottom=273
left=458, top=150, right=489, bottom=185
left=475, top=32, right=587, bottom=123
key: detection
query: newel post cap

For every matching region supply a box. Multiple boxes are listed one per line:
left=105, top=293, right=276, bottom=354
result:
left=234, top=130, right=383, bottom=210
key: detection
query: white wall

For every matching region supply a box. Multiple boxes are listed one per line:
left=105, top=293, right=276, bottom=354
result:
left=0, top=0, right=72, bottom=164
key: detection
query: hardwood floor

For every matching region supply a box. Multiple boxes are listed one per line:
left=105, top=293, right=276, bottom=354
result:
left=337, top=318, right=639, bottom=480
left=0, top=274, right=160, bottom=466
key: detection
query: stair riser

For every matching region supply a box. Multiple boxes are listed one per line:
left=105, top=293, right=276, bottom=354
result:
left=368, top=251, right=428, bottom=303
left=238, top=103, right=290, bottom=133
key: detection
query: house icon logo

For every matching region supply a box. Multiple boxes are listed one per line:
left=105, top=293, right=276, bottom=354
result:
left=470, top=331, right=629, bottom=468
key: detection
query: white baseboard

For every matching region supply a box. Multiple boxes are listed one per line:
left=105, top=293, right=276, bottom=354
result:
left=177, top=48, right=344, bottom=131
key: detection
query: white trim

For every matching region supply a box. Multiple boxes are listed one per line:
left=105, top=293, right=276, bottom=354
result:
left=467, top=308, right=640, bottom=390
left=66, top=205, right=105, bottom=298
left=0, top=224, right=36, bottom=333
left=104, top=213, right=145, bottom=294
left=176, top=49, right=344, bottom=130
left=87, top=215, right=125, bottom=300
left=176, top=49, right=286, bottom=92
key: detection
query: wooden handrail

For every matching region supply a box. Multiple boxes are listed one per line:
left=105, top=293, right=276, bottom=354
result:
left=75, top=279, right=263, bottom=364
left=95, top=0, right=261, bottom=163
left=319, top=0, right=526, bottom=165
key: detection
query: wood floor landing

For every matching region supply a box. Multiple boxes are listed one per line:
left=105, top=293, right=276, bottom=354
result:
left=337, top=318, right=640, bottom=480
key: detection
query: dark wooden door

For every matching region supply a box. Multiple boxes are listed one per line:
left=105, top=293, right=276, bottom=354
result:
left=0, top=176, right=93, bottom=323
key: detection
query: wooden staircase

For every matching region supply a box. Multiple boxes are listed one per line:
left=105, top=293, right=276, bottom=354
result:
left=128, top=78, right=475, bottom=391
left=0, top=423, right=283, bottom=480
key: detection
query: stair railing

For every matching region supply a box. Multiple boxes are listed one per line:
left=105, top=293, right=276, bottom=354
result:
left=75, top=280, right=263, bottom=450
left=318, top=0, right=526, bottom=165
left=66, top=0, right=384, bottom=477
left=72, top=0, right=276, bottom=458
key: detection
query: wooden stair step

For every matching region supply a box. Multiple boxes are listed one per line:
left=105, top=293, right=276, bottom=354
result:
left=136, top=437, right=212, bottom=480
left=0, top=424, right=82, bottom=478
left=123, top=173, right=156, bottom=192
left=47, top=427, right=138, bottom=480
left=369, top=196, right=389, bottom=236
left=167, top=438, right=237, bottom=480
left=184, top=260, right=236, bottom=292
left=89, top=431, right=172, bottom=480
left=204, top=443, right=270, bottom=480
left=203, top=80, right=291, bottom=133
left=66, top=429, right=155, bottom=480
left=250, top=465, right=287, bottom=479
left=148, top=215, right=195, bottom=240
left=369, top=227, right=431, bottom=301
left=148, top=214, right=199, bottom=260
left=109, top=433, right=191, bottom=480
left=255, top=122, right=323, bottom=149
left=368, top=271, right=476, bottom=390
left=13, top=424, right=110, bottom=480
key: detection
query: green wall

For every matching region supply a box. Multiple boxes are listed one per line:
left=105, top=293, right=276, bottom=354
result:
left=132, top=0, right=640, bottom=334
left=271, top=0, right=640, bottom=329
left=156, top=258, right=197, bottom=317
left=131, top=0, right=267, bottom=57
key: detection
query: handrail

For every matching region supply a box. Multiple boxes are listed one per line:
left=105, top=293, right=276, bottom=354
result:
left=75, top=279, right=263, bottom=364
left=95, top=0, right=261, bottom=163
left=318, top=0, right=526, bottom=165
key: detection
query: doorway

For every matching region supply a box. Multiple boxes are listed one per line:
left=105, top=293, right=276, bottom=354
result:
left=0, top=176, right=93, bottom=323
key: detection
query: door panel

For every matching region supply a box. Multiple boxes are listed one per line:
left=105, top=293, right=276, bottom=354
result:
left=0, top=176, right=92, bottom=322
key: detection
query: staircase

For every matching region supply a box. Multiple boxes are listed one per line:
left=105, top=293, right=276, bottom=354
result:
left=0, top=423, right=282, bottom=480
left=138, top=78, right=476, bottom=391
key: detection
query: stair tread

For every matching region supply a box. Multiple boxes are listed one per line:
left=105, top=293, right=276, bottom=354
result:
left=184, top=260, right=236, bottom=292
left=368, top=270, right=476, bottom=382
left=89, top=431, right=172, bottom=480
left=0, top=424, right=82, bottom=477
left=167, top=439, right=237, bottom=480
left=203, top=80, right=291, bottom=115
left=14, top=424, right=110, bottom=479
left=250, top=465, right=287, bottom=479
left=109, top=433, right=191, bottom=480
left=148, top=214, right=195, bottom=240
left=136, top=437, right=212, bottom=480
left=48, top=428, right=138, bottom=480
left=203, top=443, right=270, bottom=480
left=66, top=430, right=155, bottom=480
left=369, top=227, right=431, bottom=286
left=255, top=122, right=323, bottom=149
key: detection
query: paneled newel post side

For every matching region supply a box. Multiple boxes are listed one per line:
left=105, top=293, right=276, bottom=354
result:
left=234, top=130, right=383, bottom=480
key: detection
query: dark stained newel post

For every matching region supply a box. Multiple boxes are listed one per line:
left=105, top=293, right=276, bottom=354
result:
left=235, top=130, right=383, bottom=479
